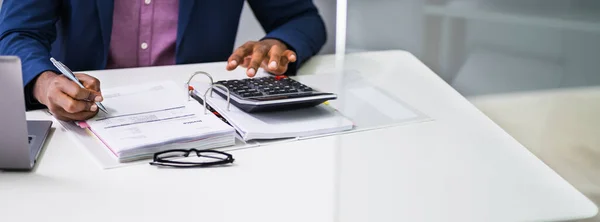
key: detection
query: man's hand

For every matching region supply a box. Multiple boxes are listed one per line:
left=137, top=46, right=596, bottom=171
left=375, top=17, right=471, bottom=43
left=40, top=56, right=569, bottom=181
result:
left=226, top=39, right=297, bottom=77
left=33, top=71, right=103, bottom=121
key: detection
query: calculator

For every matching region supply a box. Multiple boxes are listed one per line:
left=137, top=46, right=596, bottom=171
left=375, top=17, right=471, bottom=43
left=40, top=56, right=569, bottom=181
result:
left=211, top=76, right=337, bottom=113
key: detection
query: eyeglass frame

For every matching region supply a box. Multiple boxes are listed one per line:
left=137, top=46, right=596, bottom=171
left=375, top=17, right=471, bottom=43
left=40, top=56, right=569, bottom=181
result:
left=149, top=149, right=235, bottom=168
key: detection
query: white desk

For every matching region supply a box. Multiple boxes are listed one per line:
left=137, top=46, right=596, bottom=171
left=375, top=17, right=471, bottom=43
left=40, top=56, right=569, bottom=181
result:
left=470, top=87, right=600, bottom=222
left=1, top=50, right=596, bottom=222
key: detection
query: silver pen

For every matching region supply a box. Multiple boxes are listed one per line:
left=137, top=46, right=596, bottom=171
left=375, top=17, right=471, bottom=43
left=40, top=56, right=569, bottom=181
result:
left=50, top=57, right=108, bottom=113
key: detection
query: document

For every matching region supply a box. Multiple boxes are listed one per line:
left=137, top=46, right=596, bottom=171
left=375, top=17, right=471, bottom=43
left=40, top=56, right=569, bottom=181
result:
left=80, top=81, right=235, bottom=162
left=192, top=82, right=354, bottom=141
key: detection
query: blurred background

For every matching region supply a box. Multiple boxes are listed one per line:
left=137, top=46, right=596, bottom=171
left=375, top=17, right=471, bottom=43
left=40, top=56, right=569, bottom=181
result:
left=339, top=1, right=600, bottom=221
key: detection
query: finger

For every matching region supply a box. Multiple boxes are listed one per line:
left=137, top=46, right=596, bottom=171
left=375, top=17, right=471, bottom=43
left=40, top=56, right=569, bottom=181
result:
left=260, top=59, right=269, bottom=70
left=279, top=55, right=289, bottom=68
left=240, top=56, right=252, bottom=68
left=52, top=92, right=96, bottom=113
left=247, top=45, right=269, bottom=77
left=267, top=45, right=284, bottom=72
left=50, top=107, right=98, bottom=121
left=271, top=61, right=289, bottom=75
left=267, top=50, right=296, bottom=75
left=283, top=50, right=297, bottom=63
left=266, top=56, right=287, bottom=75
left=227, top=42, right=255, bottom=71
left=57, top=77, right=102, bottom=102
left=75, top=73, right=102, bottom=92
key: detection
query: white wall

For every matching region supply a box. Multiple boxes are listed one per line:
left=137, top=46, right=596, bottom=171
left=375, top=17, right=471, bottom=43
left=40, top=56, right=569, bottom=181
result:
left=341, top=0, right=600, bottom=96
left=346, top=0, right=424, bottom=56
left=235, top=0, right=337, bottom=55
left=458, top=0, right=600, bottom=95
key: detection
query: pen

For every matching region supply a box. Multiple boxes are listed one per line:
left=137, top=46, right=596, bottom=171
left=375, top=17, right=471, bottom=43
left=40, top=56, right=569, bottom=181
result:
left=50, top=57, right=108, bottom=114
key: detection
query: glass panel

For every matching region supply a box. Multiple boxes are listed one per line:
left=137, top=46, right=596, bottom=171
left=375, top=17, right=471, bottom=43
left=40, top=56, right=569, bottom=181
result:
left=335, top=0, right=600, bottom=221
left=343, top=0, right=600, bottom=95
left=295, top=70, right=431, bottom=132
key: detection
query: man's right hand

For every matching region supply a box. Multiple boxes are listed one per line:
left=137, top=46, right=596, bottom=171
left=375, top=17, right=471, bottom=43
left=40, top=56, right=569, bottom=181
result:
left=33, top=71, right=103, bottom=121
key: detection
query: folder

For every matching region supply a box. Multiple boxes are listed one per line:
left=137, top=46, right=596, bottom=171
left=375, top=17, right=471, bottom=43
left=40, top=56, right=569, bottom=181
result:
left=76, top=81, right=236, bottom=162
left=190, top=82, right=354, bottom=141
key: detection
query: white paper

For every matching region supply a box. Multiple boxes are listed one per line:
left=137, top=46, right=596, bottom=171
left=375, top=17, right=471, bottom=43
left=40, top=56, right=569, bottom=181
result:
left=82, top=81, right=235, bottom=158
left=60, top=118, right=262, bottom=169
left=192, top=82, right=354, bottom=141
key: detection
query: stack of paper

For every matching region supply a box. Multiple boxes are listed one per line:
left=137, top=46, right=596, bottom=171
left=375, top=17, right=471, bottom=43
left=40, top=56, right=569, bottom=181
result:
left=79, top=81, right=236, bottom=162
left=192, top=82, right=354, bottom=141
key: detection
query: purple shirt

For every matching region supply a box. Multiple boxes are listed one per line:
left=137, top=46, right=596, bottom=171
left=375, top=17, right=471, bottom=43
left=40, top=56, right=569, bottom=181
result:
left=106, top=0, right=179, bottom=69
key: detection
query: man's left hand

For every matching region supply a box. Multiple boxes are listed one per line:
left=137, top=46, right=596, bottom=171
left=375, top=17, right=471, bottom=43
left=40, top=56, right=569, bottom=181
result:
left=226, top=39, right=297, bottom=77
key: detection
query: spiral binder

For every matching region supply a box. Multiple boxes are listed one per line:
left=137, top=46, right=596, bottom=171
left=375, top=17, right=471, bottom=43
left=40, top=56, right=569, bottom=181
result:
left=186, top=71, right=231, bottom=115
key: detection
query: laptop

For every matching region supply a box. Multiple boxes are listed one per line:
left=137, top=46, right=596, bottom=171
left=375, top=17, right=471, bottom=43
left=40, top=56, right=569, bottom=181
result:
left=0, top=56, right=52, bottom=170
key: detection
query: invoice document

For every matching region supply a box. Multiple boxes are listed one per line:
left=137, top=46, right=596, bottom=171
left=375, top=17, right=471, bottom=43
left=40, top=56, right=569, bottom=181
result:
left=79, top=81, right=235, bottom=162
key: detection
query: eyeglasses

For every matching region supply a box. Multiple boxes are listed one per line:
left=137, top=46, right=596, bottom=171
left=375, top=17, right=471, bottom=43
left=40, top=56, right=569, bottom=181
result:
left=149, top=149, right=234, bottom=168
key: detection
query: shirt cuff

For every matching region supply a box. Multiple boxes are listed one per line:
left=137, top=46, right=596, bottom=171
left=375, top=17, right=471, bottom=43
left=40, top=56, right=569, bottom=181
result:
left=24, top=73, right=48, bottom=111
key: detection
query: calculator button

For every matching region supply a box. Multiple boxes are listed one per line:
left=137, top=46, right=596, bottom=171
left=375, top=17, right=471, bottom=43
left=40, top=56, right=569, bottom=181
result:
left=216, top=76, right=322, bottom=101
left=298, top=85, right=311, bottom=90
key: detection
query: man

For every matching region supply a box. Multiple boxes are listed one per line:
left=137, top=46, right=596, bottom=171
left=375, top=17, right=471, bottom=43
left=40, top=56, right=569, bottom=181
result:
left=0, top=0, right=326, bottom=121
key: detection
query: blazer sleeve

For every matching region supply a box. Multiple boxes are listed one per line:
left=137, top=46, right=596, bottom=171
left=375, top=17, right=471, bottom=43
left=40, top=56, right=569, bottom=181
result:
left=247, top=0, right=327, bottom=75
left=0, top=0, right=61, bottom=110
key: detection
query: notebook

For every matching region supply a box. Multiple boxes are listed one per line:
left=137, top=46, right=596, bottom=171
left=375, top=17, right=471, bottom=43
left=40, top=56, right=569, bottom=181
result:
left=192, top=82, right=354, bottom=141
left=78, top=81, right=236, bottom=162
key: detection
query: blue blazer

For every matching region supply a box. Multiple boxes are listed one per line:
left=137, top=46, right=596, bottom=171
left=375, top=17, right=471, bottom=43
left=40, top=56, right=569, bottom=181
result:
left=0, top=0, right=326, bottom=88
